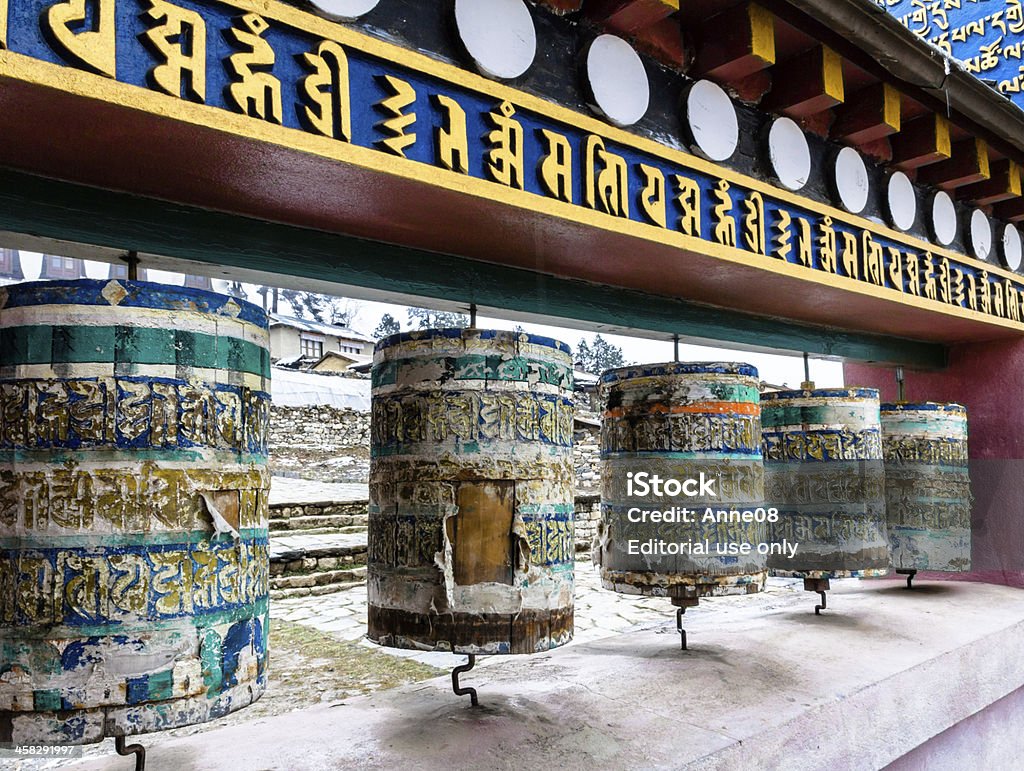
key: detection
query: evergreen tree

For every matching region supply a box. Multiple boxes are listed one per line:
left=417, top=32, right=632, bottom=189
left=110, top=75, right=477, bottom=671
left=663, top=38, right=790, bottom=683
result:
left=373, top=313, right=401, bottom=339
left=575, top=334, right=627, bottom=374
left=406, top=306, right=469, bottom=329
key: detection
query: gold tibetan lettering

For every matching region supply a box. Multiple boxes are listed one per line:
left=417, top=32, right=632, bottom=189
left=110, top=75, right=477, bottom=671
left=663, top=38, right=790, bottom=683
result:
left=742, top=192, right=767, bottom=255
left=966, top=272, right=978, bottom=310
left=923, top=253, right=937, bottom=301
left=993, top=279, right=1006, bottom=317
left=433, top=94, right=468, bottom=174
left=952, top=267, right=965, bottom=306
left=1006, top=280, right=1021, bottom=321
left=841, top=231, right=859, bottom=280
left=45, top=0, right=116, bottom=77
left=537, top=129, right=573, bottom=203
left=887, top=247, right=903, bottom=292
left=906, top=252, right=920, bottom=297
left=638, top=164, right=666, bottom=228
left=485, top=101, right=525, bottom=189
left=142, top=0, right=206, bottom=102
left=863, top=231, right=884, bottom=286
left=374, top=74, right=416, bottom=156
left=225, top=14, right=282, bottom=123
left=774, top=210, right=793, bottom=260
left=674, top=175, right=701, bottom=237
left=795, top=218, right=812, bottom=268
left=819, top=216, right=837, bottom=273
left=938, top=257, right=952, bottom=304
left=300, top=40, right=352, bottom=141
left=979, top=270, right=992, bottom=314
left=712, top=180, right=736, bottom=247
left=584, top=136, right=628, bottom=217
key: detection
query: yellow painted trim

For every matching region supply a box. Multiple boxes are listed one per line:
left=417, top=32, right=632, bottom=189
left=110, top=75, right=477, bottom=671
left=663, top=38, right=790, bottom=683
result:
left=936, top=114, right=952, bottom=159
left=975, top=138, right=991, bottom=179
left=0, top=2, right=1021, bottom=331
left=0, top=0, right=6, bottom=50
left=1009, top=161, right=1022, bottom=197
left=749, top=3, right=776, bottom=65
left=882, top=82, right=901, bottom=132
left=822, top=46, right=844, bottom=103
left=657, top=0, right=680, bottom=11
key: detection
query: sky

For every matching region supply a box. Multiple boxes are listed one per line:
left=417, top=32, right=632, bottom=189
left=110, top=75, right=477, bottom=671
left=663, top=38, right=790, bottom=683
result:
left=14, top=251, right=844, bottom=388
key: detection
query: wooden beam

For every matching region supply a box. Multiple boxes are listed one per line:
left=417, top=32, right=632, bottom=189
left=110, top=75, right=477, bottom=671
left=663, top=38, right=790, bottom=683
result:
left=917, top=138, right=990, bottom=190
left=995, top=197, right=1024, bottom=223
left=533, top=0, right=583, bottom=14
left=831, top=82, right=901, bottom=145
left=587, top=0, right=678, bottom=32
left=762, top=45, right=844, bottom=118
left=891, top=113, right=951, bottom=170
left=958, top=159, right=1022, bottom=205
left=0, top=168, right=947, bottom=368
left=693, top=2, right=775, bottom=82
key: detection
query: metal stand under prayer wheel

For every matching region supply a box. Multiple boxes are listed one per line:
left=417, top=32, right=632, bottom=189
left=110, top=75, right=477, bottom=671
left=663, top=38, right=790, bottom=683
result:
left=762, top=387, right=890, bottom=614
left=596, top=363, right=767, bottom=650
left=367, top=329, right=575, bottom=705
left=0, top=280, right=272, bottom=766
left=882, top=402, right=971, bottom=588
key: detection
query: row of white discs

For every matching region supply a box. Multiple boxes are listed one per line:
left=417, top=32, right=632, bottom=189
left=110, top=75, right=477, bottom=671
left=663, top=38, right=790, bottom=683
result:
left=319, top=0, right=1023, bottom=272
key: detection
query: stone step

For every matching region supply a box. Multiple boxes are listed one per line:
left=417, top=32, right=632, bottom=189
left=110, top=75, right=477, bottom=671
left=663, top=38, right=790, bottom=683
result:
left=269, top=525, right=367, bottom=537
left=270, top=566, right=367, bottom=591
left=269, top=514, right=369, bottom=532
left=270, top=579, right=366, bottom=600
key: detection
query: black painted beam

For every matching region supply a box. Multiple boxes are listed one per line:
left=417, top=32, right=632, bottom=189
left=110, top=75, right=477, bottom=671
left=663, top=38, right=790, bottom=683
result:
left=0, top=169, right=945, bottom=368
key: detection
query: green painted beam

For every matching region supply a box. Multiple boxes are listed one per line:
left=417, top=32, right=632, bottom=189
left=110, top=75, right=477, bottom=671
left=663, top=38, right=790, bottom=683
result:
left=0, top=169, right=945, bottom=368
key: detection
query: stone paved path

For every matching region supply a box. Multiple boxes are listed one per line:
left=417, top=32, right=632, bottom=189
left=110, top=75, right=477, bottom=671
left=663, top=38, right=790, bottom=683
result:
left=269, top=560, right=779, bottom=668
left=268, top=531, right=368, bottom=561
left=269, top=477, right=369, bottom=505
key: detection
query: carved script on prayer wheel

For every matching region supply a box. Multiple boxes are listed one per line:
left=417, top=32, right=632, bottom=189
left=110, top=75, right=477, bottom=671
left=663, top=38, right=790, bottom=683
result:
left=0, top=279, right=271, bottom=745
left=762, top=387, right=889, bottom=578
left=367, top=329, right=574, bottom=654
left=597, top=362, right=767, bottom=599
left=881, top=402, right=971, bottom=572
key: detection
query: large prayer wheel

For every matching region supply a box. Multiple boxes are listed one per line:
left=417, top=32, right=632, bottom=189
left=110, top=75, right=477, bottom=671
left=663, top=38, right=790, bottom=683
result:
left=881, top=402, right=970, bottom=572
left=762, top=387, right=889, bottom=578
left=597, top=362, right=767, bottom=601
left=0, top=279, right=271, bottom=745
left=368, top=329, right=574, bottom=654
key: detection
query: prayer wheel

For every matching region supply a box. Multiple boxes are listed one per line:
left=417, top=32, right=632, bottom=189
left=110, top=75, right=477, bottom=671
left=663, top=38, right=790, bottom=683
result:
left=368, top=329, right=575, bottom=654
left=0, top=279, right=271, bottom=745
left=762, top=388, right=889, bottom=579
left=881, top=402, right=970, bottom=573
left=597, top=362, right=767, bottom=603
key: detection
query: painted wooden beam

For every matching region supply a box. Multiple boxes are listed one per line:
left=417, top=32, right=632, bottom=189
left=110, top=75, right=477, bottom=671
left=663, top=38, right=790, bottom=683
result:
left=533, top=0, right=584, bottom=15
left=693, top=2, right=775, bottom=82
left=0, top=169, right=946, bottom=369
left=958, top=159, right=1022, bottom=206
left=586, top=0, right=678, bottom=32
left=995, top=196, right=1024, bottom=223
left=830, top=82, right=901, bottom=145
left=890, top=113, right=952, bottom=170
left=762, top=45, right=844, bottom=118
left=916, top=138, right=990, bottom=190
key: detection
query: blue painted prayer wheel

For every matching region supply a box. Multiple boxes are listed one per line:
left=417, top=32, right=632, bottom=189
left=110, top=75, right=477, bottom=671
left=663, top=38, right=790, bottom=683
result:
left=762, top=388, right=889, bottom=578
left=0, top=279, right=271, bottom=745
left=597, top=363, right=767, bottom=601
left=368, top=329, right=574, bottom=654
left=881, top=402, right=970, bottom=572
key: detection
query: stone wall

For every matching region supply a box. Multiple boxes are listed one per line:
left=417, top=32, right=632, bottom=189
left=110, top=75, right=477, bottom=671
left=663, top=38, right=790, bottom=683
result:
left=574, top=424, right=600, bottom=492
left=269, top=405, right=371, bottom=481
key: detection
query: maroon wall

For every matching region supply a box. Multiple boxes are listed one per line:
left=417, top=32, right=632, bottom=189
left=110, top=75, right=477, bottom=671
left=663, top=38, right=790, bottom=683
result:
left=846, top=339, right=1024, bottom=587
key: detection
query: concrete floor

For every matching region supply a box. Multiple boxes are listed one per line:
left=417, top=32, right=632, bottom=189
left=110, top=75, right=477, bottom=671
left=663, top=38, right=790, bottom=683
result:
left=62, top=578, right=1024, bottom=771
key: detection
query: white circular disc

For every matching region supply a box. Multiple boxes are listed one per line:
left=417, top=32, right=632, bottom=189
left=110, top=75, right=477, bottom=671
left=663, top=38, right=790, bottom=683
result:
left=931, top=191, right=957, bottom=246
left=684, top=80, right=738, bottom=162
left=311, top=0, right=380, bottom=19
left=886, top=171, right=916, bottom=231
left=767, top=117, right=810, bottom=191
left=454, top=0, right=536, bottom=80
left=969, top=209, right=992, bottom=261
left=833, top=147, right=870, bottom=214
left=585, top=35, right=650, bottom=127
left=1001, top=223, right=1023, bottom=271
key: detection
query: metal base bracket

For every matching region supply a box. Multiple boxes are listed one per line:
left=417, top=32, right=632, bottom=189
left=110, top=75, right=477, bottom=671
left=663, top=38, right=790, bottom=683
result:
left=896, top=568, right=918, bottom=590
left=803, top=578, right=831, bottom=615
left=451, top=654, right=479, bottom=706
left=114, top=735, right=146, bottom=771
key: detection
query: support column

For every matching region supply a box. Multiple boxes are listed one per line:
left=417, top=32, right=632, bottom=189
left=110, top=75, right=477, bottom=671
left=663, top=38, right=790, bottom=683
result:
left=845, top=338, right=1024, bottom=587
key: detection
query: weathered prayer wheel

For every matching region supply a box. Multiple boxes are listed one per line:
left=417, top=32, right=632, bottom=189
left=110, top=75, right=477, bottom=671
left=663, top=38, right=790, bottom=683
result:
left=881, top=402, right=970, bottom=572
left=0, top=279, right=271, bottom=745
left=597, top=362, right=767, bottom=602
left=762, top=387, right=889, bottom=578
left=368, top=329, right=574, bottom=654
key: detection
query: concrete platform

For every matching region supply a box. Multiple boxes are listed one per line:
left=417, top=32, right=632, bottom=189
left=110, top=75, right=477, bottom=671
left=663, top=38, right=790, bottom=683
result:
left=65, top=580, right=1024, bottom=771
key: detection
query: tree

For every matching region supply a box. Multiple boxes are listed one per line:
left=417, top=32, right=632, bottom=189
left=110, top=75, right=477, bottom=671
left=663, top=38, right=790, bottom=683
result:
left=280, top=290, right=360, bottom=327
left=406, top=306, right=469, bottom=329
left=575, top=334, right=627, bottom=374
left=373, top=313, right=401, bottom=339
